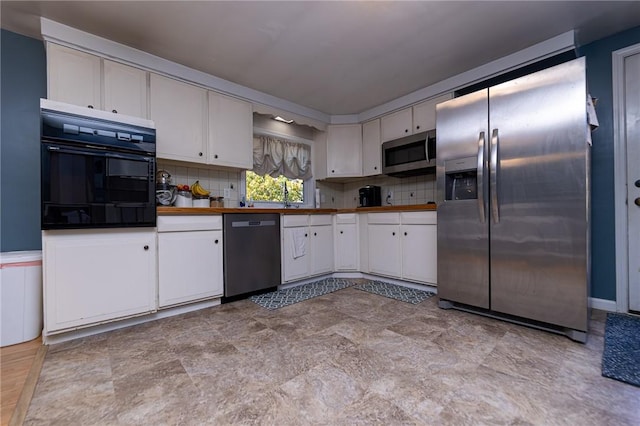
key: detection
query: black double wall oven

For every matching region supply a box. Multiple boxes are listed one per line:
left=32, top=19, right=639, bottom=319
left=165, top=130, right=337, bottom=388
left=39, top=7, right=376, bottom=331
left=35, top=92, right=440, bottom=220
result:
left=40, top=100, right=157, bottom=229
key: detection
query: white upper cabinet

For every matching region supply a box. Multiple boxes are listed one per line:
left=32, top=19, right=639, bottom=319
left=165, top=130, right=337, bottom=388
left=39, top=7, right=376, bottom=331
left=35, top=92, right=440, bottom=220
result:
left=326, top=124, right=363, bottom=177
left=150, top=73, right=208, bottom=164
left=362, top=119, right=382, bottom=176
left=47, top=43, right=101, bottom=110
left=381, top=93, right=453, bottom=142
left=47, top=44, right=149, bottom=118
left=381, top=108, right=412, bottom=142
left=412, top=93, right=453, bottom=133
left=103, top=60, right=148, bottom=118
left=208, top=92, right=253, bottom=169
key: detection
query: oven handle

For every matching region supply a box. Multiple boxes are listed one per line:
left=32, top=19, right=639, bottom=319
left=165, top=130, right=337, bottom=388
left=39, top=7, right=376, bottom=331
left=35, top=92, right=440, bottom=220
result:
left=46, top=145, right=154, bottom=162
left=113, top=203, right=150, bottom=208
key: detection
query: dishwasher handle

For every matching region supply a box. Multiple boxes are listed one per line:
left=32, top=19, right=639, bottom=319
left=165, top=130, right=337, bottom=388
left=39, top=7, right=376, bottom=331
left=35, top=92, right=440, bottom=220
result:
left=231, top=220, right=277, bottom=228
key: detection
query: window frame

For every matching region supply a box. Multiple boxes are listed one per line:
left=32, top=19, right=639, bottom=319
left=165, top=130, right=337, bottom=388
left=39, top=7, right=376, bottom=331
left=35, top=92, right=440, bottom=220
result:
left=244, top=129, right=315, bottom=208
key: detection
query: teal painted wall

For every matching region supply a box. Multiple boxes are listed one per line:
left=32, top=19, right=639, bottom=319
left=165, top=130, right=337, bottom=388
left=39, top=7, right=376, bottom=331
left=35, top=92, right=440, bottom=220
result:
left=0, top=30, right=47, bottom=251
left=1, top=25, right=639, bottom=302
left=579, top=26, right=640, bottom=301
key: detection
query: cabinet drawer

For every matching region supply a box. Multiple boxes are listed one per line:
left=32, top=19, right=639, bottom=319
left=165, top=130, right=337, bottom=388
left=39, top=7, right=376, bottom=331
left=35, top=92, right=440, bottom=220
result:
left=283, top=215, right=309, bottom=228
left=335, top=213, right=357, bottom=224
left=367, top=212, right=401, bottom=224
left=400, top=211, right=437, bottom=225
left=310, top=214, right=332, bottom=226
left=158, top=215, right=222, bottom=232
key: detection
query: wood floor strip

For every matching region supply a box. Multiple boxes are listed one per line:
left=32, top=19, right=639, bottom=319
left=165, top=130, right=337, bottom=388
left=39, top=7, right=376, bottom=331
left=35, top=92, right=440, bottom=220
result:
left=9, top=345, right=47, bottom=426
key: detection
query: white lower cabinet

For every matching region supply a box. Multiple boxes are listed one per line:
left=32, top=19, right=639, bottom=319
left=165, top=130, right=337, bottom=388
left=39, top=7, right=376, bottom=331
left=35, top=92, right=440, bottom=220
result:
left=310, top=223, right=334, bottom=275
left=401, top=224, right=437, bottom=284
left=282, top=225, right=311, bottom=283
left=367, top=211, right=437, bottom=284
left=335, top=214, right=359, bottom=271
left=43, top=229, right=157, bottom=334
left=157, top=216, right=223, bottom=308
left=282, top=215, right=334, bottom=283
left=368, top=223, right=402, bottom=277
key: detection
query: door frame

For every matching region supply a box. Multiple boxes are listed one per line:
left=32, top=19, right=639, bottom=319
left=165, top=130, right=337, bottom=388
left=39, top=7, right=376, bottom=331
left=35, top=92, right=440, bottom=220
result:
left=613, top=42, right=640, bottom=313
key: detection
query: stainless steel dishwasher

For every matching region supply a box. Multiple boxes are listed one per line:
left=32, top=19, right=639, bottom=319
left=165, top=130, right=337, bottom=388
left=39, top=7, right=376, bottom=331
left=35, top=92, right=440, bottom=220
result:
left=223, top=213, right=281, bottom=301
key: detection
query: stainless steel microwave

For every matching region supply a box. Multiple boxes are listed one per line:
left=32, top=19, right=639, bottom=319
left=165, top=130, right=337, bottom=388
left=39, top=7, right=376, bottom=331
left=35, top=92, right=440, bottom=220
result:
left=382, top=130, right=436, bottom=177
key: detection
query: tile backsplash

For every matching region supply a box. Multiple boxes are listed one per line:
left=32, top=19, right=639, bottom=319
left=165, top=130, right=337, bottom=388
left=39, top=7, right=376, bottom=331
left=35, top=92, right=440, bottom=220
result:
left=157, top=160, right=241, bottom=204
left=158, top=160, right=435, bottom=209
left=316, top=174, right=436, bottom=209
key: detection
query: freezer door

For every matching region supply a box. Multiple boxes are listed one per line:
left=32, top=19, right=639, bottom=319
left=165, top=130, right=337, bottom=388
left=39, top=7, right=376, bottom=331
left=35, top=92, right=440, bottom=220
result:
left=488, top=57, right=588, bottom=331
left=436, top=90, right=490, bottom=308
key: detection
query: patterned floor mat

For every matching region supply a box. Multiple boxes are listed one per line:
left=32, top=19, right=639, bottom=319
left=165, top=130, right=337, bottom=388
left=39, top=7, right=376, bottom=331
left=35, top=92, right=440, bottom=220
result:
left=354, top=280, right=435, bottom=304
left=250, top=278, right=354, bottom=310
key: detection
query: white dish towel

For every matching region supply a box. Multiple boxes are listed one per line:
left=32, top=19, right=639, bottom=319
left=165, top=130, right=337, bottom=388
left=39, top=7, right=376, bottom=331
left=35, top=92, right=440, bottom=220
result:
left=291, top=228, right=307, bottom=259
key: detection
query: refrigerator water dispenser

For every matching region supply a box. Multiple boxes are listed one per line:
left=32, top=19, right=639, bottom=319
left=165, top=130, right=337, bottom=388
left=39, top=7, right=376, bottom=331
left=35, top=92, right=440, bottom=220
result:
left=445, top=156, right=477, bottom=201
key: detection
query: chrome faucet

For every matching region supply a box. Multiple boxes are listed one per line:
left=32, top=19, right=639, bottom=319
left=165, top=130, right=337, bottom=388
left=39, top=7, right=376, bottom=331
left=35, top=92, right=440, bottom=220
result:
left=283, top=182, right=291, bottom=208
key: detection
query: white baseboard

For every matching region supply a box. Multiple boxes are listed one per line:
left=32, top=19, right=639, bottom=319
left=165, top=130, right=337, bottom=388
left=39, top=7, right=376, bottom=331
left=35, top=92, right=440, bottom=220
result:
left=589, top=297, right=617, bottom=312
left=43, top=298, right=220, bottom=345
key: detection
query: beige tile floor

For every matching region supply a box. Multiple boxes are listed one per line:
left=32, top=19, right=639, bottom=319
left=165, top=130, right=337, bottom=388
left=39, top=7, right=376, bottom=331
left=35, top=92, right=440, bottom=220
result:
left=24, top=284, right=640, bottom=425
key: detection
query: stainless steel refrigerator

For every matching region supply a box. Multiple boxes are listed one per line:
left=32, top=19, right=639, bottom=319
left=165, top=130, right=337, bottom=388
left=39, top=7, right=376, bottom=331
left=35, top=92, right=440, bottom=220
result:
left=436, top=57, right=589, bottom=342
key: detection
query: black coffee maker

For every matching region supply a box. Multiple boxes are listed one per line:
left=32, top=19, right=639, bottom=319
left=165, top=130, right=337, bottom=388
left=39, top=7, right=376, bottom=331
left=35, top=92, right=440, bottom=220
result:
left=359, top=185, right=381, bottom=207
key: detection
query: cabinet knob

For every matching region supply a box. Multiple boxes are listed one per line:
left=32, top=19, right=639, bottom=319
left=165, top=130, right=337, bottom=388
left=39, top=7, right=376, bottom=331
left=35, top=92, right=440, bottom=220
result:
left=340, top=230, right=344, bottom=234
left=87, top=105, right=94, bottom=109
left=392, top=232, right=396, bottom=236
left=374, top=166, right=377, bottom=170
left=635, top=198, right=640, bottom=207
left=404, top=232, right=407, bottom=236
left=314, top=232, right=317, bottom=236
left=331, top=170, right=335, bottom=173
left=215, top=239, right=219, bottom=244
left=635, top=179, right=640, bottom=188
left=405, top=129, right=409, bottom=133
left=143, top=245, right=149, bottom=250
left=112, top=109, right=118, bottom=114
left=416, top=125, right=420, bottom=130
left=214, top=154, right=219, bottom=159
left=305, top=233, right=308, bottom=237
left=199, top=152, right=203, bottom=157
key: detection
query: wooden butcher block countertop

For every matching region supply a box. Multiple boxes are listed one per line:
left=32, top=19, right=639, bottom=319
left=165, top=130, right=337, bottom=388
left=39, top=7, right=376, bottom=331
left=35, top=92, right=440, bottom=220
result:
left=157, top=203, right=436, bottom=215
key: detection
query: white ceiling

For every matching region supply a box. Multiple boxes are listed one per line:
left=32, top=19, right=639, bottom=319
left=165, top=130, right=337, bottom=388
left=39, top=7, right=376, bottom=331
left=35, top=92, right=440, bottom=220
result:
left=2, top=1, right=640, bottom=116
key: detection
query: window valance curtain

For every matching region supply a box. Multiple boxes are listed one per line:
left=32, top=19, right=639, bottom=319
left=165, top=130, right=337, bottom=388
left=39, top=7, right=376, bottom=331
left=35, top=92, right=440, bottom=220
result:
left=252, top=135, right=312, bottom=180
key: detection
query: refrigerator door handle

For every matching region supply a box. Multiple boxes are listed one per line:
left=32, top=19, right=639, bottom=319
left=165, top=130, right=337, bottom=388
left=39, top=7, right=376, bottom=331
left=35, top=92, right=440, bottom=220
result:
left=477, top=131, right=486, bottom=223
left=490, top=128, right=500, bottom=223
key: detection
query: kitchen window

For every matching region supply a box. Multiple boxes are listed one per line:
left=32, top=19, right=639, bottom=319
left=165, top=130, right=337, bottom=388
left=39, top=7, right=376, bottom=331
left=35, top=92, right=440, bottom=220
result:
left=245, top=171, right=304, bottom=204
left=246, top=134, right=312, bottom=206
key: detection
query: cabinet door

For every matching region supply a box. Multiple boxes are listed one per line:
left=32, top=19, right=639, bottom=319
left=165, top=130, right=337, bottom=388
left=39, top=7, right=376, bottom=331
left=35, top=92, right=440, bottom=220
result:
left=368, top=224, right=401, bottom=278
left=362, top=119, right=382, bottom=176
left=381, top=107, right=412, bottom=142
left=413, top=93, right=453, bottom=133
left=47, top=44, right=101, bottom=110
left=310, top=225, right=334, bottom=275
left=150, top=73, right=207, bottom=163
left=158, top=230, right=223, bottom=307
left=43, top=230, right=156, bottom=333
left=401, top=225, right=437, bottom=284
left=103, top=60, right=148, bottom=118
left=282, top=226, right=310, bottom=282
left=208, top=92, right=253, bottom=169
left=335, top=223, right=358, bottom=271
left=326, top=124, right=363, bottom=177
